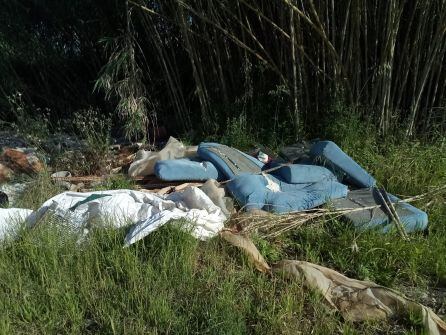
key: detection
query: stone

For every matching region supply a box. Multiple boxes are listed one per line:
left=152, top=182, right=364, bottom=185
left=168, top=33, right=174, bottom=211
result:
left=0, top=148, right=44, bottom=175
left=0, top=163, right=13, bottom=183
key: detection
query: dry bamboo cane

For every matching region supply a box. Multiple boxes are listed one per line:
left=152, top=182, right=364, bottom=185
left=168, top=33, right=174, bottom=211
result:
left=379, top=187, right=409, bottom=240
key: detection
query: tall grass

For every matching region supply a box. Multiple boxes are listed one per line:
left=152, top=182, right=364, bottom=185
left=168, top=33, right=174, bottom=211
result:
left=0, top=222, right=344, bottom=334
left=0, top=119, right=444, bottom=333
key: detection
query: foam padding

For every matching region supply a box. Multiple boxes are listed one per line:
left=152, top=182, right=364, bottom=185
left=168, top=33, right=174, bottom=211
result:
left=154, top=158, right=224, bottom=181
left=331, top=188, right=428, bottom=232
left=272, top=163, right=338, bottom=184
left=310, top=141, right=376, bottom=188
left=227, top=173, right=348, bottom=213
left=198, top=143, right=264, bottom=180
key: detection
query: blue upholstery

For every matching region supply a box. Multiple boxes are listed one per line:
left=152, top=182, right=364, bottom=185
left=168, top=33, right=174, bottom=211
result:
left=198, top=143, right=264, bottom=179
left=331, top=189, right=428, bottom=232
left=271, top=163, right=338, bottom=184
left=227, top=173, right=348, bottom=213
left=310, top=141, right=376, bottom=188
left=154, top=158, right=224, bottom=181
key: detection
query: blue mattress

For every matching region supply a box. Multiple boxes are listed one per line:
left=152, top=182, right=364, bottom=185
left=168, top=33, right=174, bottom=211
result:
left=198, top=143, right=264, bottom=180
left=310, top=141, right=376, bottom=188
left=227, top=172, right=348, bottom=213
left=154, top=157, right=224, bottom=181
left=331, top=188, right=428, bottom=232
left=271, top=163, right=338, bottom=184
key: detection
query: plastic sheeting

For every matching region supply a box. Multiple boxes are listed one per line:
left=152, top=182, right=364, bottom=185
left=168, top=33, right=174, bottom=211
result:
left=0, top=208, right=33, bottom=241
left=24, top=188, right=226, bottom=246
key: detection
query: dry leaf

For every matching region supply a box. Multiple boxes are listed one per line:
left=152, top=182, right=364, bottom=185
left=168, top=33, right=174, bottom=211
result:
left=219, top=230, right=271, bottom=273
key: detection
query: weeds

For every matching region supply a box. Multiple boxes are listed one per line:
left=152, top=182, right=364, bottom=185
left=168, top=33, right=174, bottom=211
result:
left=49, top=108, right=113, bottom=176
left=0, top=112, right=445, bottom=334
left=92, top=174, right=136, bottom=191
left=15, top=171, right=63, bottom=210
left=5, top=92, right=50, bottom=144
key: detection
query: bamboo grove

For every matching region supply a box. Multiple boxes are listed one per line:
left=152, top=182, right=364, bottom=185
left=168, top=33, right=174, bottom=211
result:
left=2, top=0, right=446, bottom=139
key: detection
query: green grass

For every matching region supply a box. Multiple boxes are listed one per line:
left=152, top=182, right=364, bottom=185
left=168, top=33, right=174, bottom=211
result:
left=0, top=123, right=445, bottom=334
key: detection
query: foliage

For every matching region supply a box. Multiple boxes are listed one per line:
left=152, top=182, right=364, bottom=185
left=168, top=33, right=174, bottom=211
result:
left=2, top=1, right=446, bottom=139
left=50, top=108, right=113, bottom=176
left=4, top=92, right=50, bottom=144
left=92, top=174, right=136, bottom=191
left=74, top=108, right=111, bottom=152
left=220, top=114, right=255, bottom=150
left=94, top=34, right=155, bottom=141
left=15, top=171, right=63, bottom=210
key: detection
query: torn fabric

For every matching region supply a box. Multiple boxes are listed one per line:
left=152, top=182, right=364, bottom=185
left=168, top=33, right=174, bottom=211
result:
left=274, top=260, right=446, bottom=335
left=220, top=231, right=446, bottom=335
left=25, top=188, right=226, bottom=245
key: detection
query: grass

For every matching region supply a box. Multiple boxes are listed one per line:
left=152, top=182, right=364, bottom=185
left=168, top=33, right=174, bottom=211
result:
left=0, top=120, right=445, bottom=334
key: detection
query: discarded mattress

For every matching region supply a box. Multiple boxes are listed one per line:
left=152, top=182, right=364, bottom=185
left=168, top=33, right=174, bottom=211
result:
left=154, top=158, right=224, bottom=181
left=197, top=143, right=264, bottom=179
left=331, top=188, right=428, bottom=232
left=309, top=141, right=376, bottom=188
left=227, top=172, right=348, bottom=213
left=25, top=188, right=227, bottom=245
left=271, top=163, right=338, bottom=184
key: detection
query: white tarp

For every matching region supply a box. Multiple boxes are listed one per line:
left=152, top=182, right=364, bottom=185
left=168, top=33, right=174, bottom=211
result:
left=0, top=208, right=33, bottom=241
left=24, top=187, right=226, bottom=246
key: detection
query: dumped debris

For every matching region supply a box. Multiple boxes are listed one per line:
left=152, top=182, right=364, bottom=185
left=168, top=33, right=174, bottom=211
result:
left=51, top=171, right=72, bottom=190
left=0, top=133, right=443, bottom=333
left=22, top=188, right=226, bottom=245
left=0, top=148, right=43, bottom=179
left=274, top=259, right=446, bottom=335
left=129, top=137, right=197, bottom=177
left=221, top=230, right=446, bottom=335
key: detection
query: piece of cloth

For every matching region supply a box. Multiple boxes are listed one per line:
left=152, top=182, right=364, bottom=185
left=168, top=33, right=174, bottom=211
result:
left=221, top=231, right=446, bottom=335
left=197, top=143, right=264, bottom=179
left=200, top=179, right=234, bottom=216
left=125, top=187, right=226, bottom=245
left=310, top=140, right=376, bottom=188
left=128, top=137, right=197, bottom=177
left=227, top=172, right=348, bottom=213
left=25, top=188, right=226, bottom=246
left=220, top=230, right=271, bottom=273
left=154, top=157, right=224, bottom=181
left=331, top=188, right=428, bottom=232
left=0, top=208, right=33, bottom=241
left=274, top=260, right=446, bottom=335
